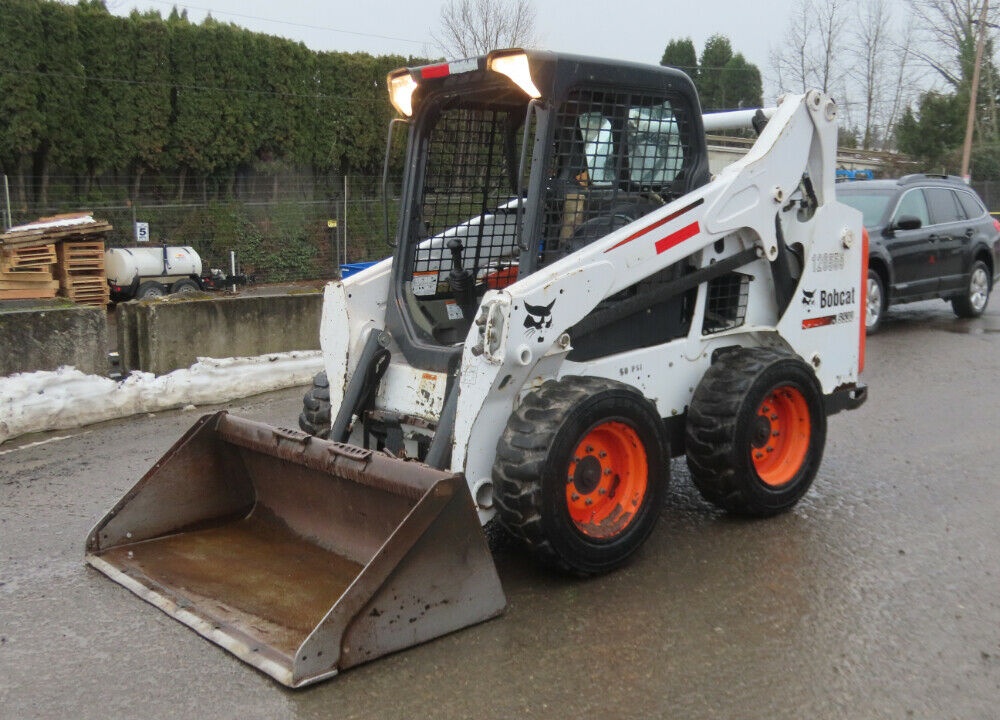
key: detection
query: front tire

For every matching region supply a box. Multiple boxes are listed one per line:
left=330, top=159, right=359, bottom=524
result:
left=492, top=376, right=667, bottom=576
left=952, top=260, right=991, bottom=318
left=685, top=348, right=826, bottom=516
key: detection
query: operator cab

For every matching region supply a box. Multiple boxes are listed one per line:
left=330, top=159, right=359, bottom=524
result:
left=384, top=50, right=710, bottom=371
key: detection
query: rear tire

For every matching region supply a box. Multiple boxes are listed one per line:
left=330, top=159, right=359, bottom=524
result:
left=685, top=348, right=826, bottom=516
left=170, top=278, right=200, bottom=294
left=298, top=371, right=332, bottom=438
left=136, top=281, right=166, bottom=299
left=492, top=376, right=667, bottom=576
left=952, top=260, right=991, bottom=318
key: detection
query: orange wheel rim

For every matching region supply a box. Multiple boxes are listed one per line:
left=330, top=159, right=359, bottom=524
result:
left=565, top=421, right=648, bottom=539
left=750, top=385, right=811, bottom=487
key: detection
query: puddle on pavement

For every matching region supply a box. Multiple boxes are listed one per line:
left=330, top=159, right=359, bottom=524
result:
left=944, top=315, right=1000, bottom=334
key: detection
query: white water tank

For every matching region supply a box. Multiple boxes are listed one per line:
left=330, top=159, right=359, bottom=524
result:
left=105, top=246, right=202, bottom=285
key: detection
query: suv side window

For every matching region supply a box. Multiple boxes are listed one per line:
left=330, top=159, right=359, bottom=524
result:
left=894, top=188, right=930, bottom=227
left=957, top=190, right=986, bottom=220
left=925, top=187, right=964, bottom=224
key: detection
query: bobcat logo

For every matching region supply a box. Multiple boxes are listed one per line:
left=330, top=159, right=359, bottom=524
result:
left=801, top=289, right=817, bottom=308
left=523, top=299, right=555, bottom=334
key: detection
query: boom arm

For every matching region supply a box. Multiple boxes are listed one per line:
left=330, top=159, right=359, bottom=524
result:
left=454, top=91, right=864, bottom=510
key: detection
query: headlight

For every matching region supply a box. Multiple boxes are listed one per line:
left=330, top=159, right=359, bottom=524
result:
left=487, top=50, right=541, bottom=99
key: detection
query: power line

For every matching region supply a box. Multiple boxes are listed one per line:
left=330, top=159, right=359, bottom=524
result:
left=106, top=0, right=431, bottom=48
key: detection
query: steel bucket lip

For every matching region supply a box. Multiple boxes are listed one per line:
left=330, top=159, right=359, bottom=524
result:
left=86, top=554, right=322, bottom=687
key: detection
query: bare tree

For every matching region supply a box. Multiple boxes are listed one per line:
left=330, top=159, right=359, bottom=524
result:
left=432, top=0, right=538, bottom=58
left=906, top=0, right=1000, bottom=88
left=769, top=0, right=849, bottom=94
left=881, top=19, right=920, bottom=149
left=770, top=0, right=814, bottom=93
left=906, top=0, right=1000, bottom=142
left=816, top=0, right=850, bottom=92
left=849, top=0, right=918, bottom=149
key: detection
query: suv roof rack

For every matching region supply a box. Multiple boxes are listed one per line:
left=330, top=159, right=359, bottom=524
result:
left=898, top=173, right=965, bottom=185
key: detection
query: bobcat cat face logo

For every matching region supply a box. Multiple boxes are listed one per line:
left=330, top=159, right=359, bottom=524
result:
left=802, top=289, right=816, bottom=307
left=524, top=299, right=555, bottom=334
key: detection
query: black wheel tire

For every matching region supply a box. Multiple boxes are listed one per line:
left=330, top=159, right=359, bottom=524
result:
left=951, top=260, right=991, bottom=318
left=492, top=376, right=667, bottom=576
left=170, top=278, right=200, bottom=294
left=298, top=371, right=332, bottom=438
left=136, top=281, right=166, bottom=299
left=865, top=269, right=886, bottom=334
left=685, top=348, right=826, bottom=517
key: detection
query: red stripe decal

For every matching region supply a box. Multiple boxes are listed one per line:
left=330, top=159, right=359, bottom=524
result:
left=655, top=221, right=700, bottom=254
left=802, top=315, right=836, bottom=329
left=421, top=64, right=450, bottom=79
left=604, top=197, right=704, bottom=253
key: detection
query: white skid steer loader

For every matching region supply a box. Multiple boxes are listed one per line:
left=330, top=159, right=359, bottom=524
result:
left=87, top=49, right=867, bottom=687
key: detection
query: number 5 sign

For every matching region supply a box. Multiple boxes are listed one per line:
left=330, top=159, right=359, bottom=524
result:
left=135, top=221, right=150, bottom=243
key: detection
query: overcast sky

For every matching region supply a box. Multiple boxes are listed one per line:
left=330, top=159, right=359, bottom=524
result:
left=103, top=0, right=803, bottom=76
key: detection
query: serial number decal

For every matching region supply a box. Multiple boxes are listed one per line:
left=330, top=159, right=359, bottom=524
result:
left=802, top=310, right=855, bottom=329
left=811, top=252, right=846, bottom=273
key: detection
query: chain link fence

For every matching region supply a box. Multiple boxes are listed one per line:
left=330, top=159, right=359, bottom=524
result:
left=2, top=172, right=399, bottom=284
left=971, top=180, right=1000, bottom=213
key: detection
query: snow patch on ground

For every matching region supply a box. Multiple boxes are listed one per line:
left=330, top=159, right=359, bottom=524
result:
left=0, top=351, right=322, bottom=445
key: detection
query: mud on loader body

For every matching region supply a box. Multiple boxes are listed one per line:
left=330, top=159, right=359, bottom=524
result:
left=87, top=50, right=867, bottom=686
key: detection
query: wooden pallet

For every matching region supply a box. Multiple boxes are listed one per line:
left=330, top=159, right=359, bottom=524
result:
left=0, top=287, right=59, bottom=300
left=0, top=213, right=113, bottom=248
left=52, top=239, right=110, bottom=307
left=1, top=243, right=58, bottom=270
left=58, top=240, right=106, bottom=278
left=60, top=272, right=110, bottom=307
left=0, top=246, right=58, bottom=300
left=1, top=267, right=54, bottom=282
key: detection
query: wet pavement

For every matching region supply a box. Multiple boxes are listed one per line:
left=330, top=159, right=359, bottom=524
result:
left=2, top=298, right=999, bottom=719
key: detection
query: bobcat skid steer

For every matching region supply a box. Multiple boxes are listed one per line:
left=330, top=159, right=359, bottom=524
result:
left=87, top=49, right=867, bottom=687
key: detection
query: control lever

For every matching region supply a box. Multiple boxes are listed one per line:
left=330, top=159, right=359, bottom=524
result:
left=447, top=238, right=477, bottom=322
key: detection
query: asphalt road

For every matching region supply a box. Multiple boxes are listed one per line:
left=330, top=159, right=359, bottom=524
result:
left=2, top=298, right=999, bottom=719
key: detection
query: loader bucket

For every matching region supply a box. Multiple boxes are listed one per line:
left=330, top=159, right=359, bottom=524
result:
left=85, top=411, right=506, bottom=688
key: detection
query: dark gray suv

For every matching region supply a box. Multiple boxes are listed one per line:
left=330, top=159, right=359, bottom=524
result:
left=837, top=174, right=1000, bottom=332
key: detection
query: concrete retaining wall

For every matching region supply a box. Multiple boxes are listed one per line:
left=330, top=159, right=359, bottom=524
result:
left=117, top=292, right=322, bottom=375
left=0, top=302, right=108, bottom=376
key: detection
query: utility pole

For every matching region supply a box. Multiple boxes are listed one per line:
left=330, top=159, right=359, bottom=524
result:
left=961, top=0, right=990, bottom=182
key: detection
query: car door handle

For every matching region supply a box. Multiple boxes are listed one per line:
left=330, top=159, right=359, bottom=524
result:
left=965, top=228, right=975, bottom=238
left=928, top=234, right=940, bottom=242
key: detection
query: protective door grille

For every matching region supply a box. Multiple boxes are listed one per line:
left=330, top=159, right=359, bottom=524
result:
left=539, top=88, right=694, bottom=267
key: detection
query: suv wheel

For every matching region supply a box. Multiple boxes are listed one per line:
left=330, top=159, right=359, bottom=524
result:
left=952, top=260, right=991, bottom=318
left=866, top=269, right=886, bottom=333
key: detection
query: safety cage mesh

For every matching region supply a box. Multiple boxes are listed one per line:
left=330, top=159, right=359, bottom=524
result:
left=409, top=105, right=527, bottom=289
left=703, top=271, right=749, bottom=334
left=538, top=88, right=694, bottom=267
